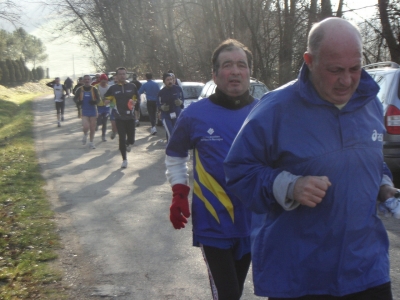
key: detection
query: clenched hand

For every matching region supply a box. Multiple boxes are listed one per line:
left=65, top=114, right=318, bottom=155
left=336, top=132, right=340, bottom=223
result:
left=293, top=176, right=331, bottom=208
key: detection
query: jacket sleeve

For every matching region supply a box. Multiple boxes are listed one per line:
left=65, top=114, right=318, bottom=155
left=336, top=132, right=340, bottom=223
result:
left=383, top=162, right=393, bottom=181
left=165, top=155, right=189, bottom=186
left=73, top=84, right=79, bottom=95
left=73, top=87, right=81, bottom=103
left=165, top=113, right=191, bottom=185
left=93, top=87, right=100, bottom=104
left=158, top=90, right=163, bottom=107
left=138, top=83, right=145, bottom=95
left=223, top=116, right=282, bottom=214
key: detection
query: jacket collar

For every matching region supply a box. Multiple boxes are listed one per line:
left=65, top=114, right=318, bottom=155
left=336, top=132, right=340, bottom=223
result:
left=297, top=63, right=380, bottom=112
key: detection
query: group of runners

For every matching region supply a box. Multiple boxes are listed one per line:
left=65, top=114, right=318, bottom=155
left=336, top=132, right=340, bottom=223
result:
left=47, top=18, right=400, bottom=300
left=46, top=68, right=184, bottom=169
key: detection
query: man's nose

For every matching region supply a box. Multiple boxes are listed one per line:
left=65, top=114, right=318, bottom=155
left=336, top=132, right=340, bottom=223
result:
left=339, top=71, right=352, bottom=86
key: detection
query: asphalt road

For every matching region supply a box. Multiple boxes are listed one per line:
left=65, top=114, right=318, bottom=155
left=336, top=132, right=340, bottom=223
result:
left=33, top=95, right=400, bottom=299
left=33, top=95, right=258, bottom=299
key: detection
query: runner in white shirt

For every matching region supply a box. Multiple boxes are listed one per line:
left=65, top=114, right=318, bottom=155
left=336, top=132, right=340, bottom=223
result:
left=46, top=77, right=67, bottom=127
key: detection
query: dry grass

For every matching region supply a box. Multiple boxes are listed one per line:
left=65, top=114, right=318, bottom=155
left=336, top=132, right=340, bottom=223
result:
left=0, top=82, right=67, bottom=299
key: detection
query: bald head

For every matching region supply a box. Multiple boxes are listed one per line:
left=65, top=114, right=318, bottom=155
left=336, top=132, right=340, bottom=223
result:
left=307, top=18, right=362, bottom=58
left=303, top=18, right=363, bottom=106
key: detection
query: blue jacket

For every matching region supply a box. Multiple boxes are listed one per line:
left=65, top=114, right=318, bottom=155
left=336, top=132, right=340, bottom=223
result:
left=166, top=98, right=258, bottom=239
left=224, top=65, right=391, bottom=297
left=158, top=85, right=184, bottom=118
left=138, top=80, right=160, bottom=101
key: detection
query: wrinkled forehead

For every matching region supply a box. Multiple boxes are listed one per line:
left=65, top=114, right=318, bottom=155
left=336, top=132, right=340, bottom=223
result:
left=217, top=48, right=249, bottom=69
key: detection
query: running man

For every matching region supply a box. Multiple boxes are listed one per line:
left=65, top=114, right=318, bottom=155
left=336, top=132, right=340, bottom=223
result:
left=46, top=77, right=67, bottom=127
left=138, top=72, right=161, bottom=135
left=165, top=39, right=257, bottom=299
left=158, top=73, right=184, bottom=142
left=104, top=67, right=140, bottom=168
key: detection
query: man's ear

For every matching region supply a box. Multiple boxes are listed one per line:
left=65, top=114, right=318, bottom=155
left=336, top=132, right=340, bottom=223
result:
left=303, top=52, right=313, bottom=68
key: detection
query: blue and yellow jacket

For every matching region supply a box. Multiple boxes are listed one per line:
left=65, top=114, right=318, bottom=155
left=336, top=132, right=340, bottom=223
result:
left=166, top=95, right=258, bottom=239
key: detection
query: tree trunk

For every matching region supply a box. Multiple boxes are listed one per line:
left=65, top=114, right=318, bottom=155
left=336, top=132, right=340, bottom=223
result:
left=320, top=0, right=332, bottom=20
left=65, top=0, right=111, bottom=68
left=378, top=0, right=400, bottom=63
left=278, top=0, right=296, bottom=86
left=336, top=0, right=344, bottom=17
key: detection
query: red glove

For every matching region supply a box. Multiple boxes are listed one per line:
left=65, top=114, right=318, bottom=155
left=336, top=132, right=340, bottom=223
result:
left=170, top=184, right=191, bottom=229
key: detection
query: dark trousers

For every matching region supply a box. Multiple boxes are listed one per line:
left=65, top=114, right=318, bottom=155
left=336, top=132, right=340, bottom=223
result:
left=269, top=282, right=392, bottom=300
left=116, top=119, right=135, bottom=160
left=147, top=100, right=157, bottom=127
left=97, top=112, right=109, bottom=136
left=55, top=101, right=65, bottom=115
left=201, top=245, right=251, bottom=300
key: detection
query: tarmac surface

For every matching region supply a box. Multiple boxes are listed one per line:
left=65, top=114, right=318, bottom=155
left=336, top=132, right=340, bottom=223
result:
left=33, top=95, right=259, bottom=299
left=33, top=94, right=400, bottom=299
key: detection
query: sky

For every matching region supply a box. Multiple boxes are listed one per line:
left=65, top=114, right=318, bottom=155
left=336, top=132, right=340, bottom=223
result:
left=1, top=1, right=94, bottom=80
left=0, top=0, right=379, bottom=81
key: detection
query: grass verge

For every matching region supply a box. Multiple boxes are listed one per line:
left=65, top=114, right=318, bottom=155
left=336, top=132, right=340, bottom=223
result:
left=0, top=83, right=66, bottom=299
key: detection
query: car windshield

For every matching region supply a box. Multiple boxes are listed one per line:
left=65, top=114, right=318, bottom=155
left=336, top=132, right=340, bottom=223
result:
left=183, top=85, right=203, bottom=99
left=251, top=84, right=269, bottom=99
left=369, top=72, right=396, bottom=110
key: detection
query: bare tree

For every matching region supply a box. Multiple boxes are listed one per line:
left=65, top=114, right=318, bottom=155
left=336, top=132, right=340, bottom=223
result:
left=0, top=0, right=20, bottom=25
left=378, top=0, right=400, bottom=63
left=38, top=0, right=393, bottom=88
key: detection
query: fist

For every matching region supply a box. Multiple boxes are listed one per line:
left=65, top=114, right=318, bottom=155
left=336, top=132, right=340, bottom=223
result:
left=161, top=104, right=170, bottom=112
left=293, top=176, right=331, bottom=208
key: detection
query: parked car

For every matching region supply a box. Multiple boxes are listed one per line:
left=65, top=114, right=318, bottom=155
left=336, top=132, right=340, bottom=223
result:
left=198, top=77, right=269, bottom=100
left=182, top=82, right=205, bottom=109
left=139, top=79, right=164, bottom=123
left=364, top=61, right=400, bottom=172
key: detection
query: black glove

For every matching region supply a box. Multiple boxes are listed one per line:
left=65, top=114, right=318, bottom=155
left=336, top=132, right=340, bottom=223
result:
left=89, top=100, right=97, bottom=105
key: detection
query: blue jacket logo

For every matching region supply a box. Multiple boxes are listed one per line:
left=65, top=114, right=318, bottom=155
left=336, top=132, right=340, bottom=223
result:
left=372, top=130, right=383, bottom=142
left=207, top=128, right=214, bottom=135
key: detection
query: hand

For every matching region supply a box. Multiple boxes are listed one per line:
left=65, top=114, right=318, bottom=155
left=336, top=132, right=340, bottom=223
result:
left=160, top=104, right=170, bottom=112
left=378, top=184, right=399, bottom=202
left=89, top=100, right=97, bottom=105
left=174, top=99, right=183, bottom=106
left=104, top=100, right=110, bottom=105
left=293, top=176, right=331, bottom=208
left=127, top=99, right=134, bottom=110
left=170, top=184, right=191, bottom=229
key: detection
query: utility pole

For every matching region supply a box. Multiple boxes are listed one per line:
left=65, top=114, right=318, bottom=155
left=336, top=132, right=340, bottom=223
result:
left=73, top=54, right=76, bottom=80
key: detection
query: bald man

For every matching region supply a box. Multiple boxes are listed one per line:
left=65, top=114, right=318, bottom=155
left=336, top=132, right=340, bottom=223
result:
left=224, top=18, right=395, bottom=299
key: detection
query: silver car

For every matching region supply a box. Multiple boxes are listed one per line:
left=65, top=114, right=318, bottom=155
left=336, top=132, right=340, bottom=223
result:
left=364, top=61, right=400, bottom=172
left=182, top=82, right=205, bottom=109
